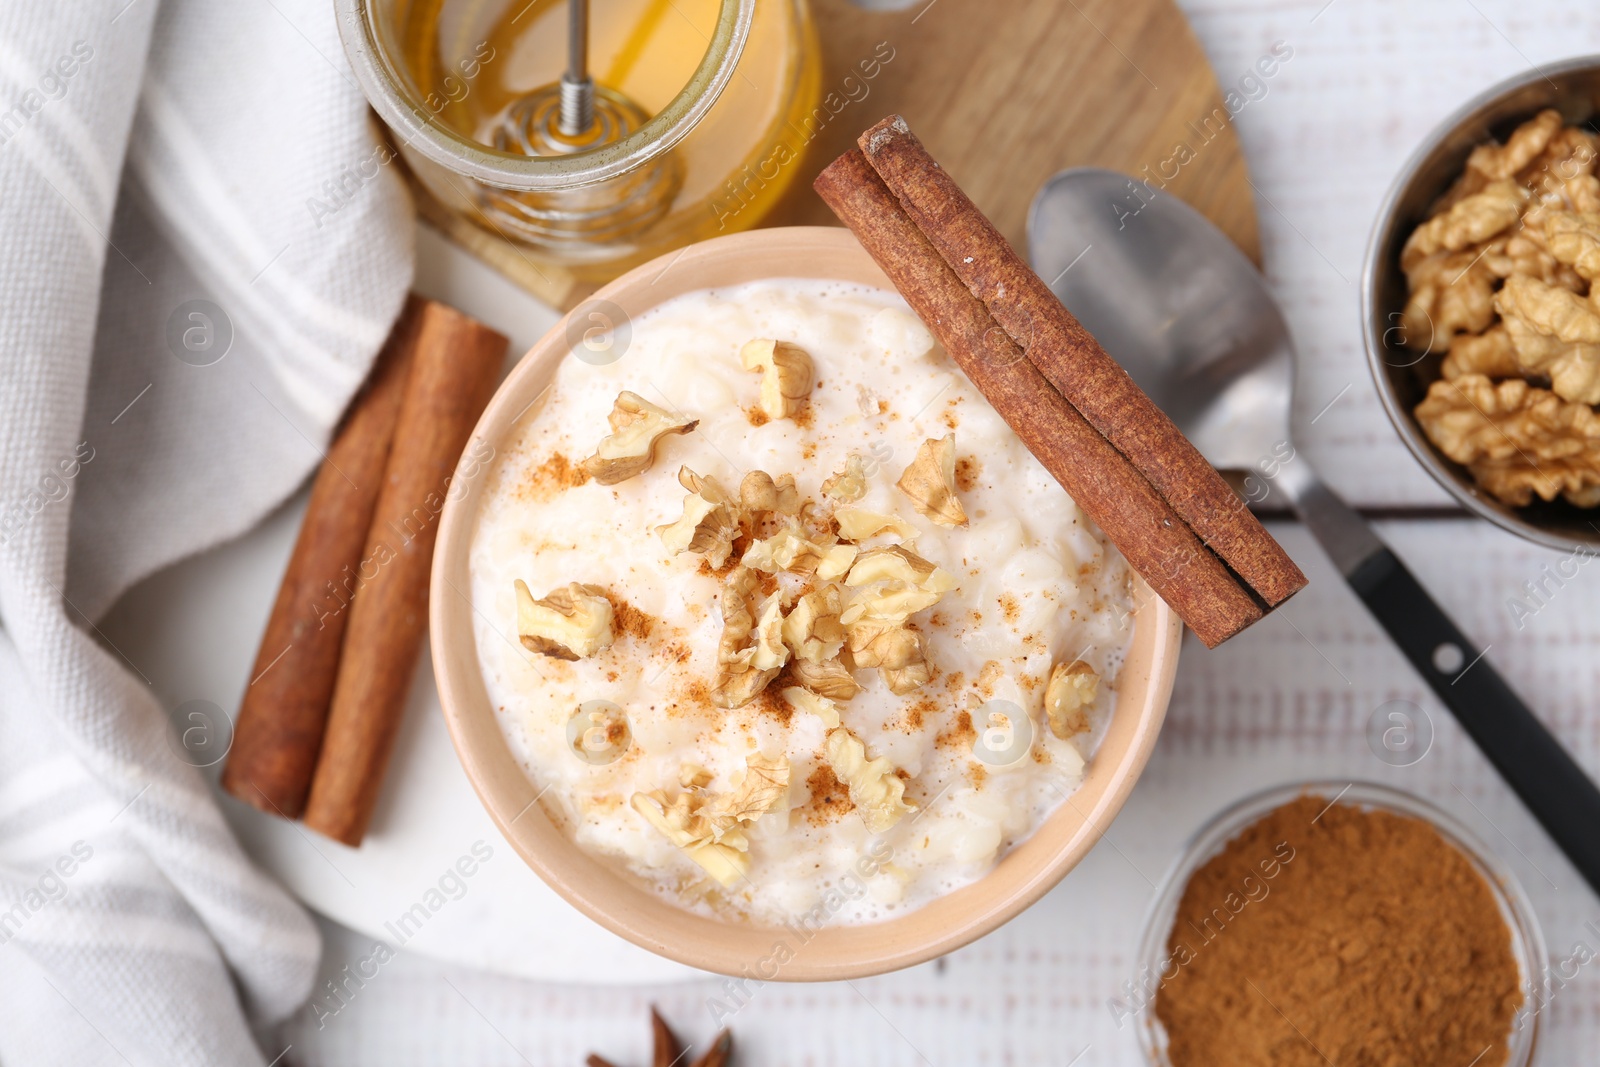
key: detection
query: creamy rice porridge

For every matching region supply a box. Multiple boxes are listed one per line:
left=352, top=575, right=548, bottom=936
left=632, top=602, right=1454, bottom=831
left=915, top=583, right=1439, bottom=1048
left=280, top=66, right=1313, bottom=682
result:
left=468, top=278, right=1134, bottom=923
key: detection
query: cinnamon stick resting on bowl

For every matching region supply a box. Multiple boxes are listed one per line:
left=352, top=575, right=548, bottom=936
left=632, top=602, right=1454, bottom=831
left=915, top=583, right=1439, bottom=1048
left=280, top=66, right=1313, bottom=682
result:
left=855, top=115, right=1306, bottom=610
left=221, top=297, right=423, bottom=818
left=303, top=304, right=507, bottom=846
left=815, top=150, right=1264, bottom=647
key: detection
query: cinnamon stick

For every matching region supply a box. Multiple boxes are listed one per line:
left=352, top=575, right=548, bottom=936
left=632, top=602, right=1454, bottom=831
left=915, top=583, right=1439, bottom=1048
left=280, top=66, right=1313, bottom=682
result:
left=222, top=297, right=423, bottom=818
left=857, top=116, right=1306, bottom=608
left=302, top=303, right=508, bottom=845
left=816, top=150, right=1262, bottom=646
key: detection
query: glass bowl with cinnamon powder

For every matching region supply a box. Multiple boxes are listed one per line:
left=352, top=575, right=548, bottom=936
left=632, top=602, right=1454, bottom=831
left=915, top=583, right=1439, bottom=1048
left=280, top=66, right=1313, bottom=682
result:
left=1135, top=781, right=1546, bottom=1067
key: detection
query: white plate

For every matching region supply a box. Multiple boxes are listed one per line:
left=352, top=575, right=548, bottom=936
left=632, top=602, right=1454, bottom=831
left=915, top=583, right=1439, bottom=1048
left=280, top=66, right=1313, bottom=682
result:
left=97, top=223, right=703, bottom=985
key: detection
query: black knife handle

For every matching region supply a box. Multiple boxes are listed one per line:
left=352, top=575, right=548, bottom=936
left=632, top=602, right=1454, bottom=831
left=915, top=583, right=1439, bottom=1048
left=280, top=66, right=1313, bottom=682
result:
left=1349, top=546, right=1600, bottom=895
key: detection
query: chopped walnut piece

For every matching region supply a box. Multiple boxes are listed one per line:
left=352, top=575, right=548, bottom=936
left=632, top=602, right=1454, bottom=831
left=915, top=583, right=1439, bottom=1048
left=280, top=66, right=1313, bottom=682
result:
left=1414, top=374, right=1600, bottom=506
left=844, top=620, right=930, bottom=695
left=896, top=434, right=968, bottom=527
left=657, top=467, right=741, bottom=568
left=843, top=621, right=930, bottom=695
left=740, top=339, right=814, bottom=420
left=840, top=546, right=957, bottom=631
left=741, top=526, right=828, bottom=575
left=716, top=752, right=790, bottom=825
left=821, top=454, right=869, bottom=502
left=1442, top=326, right=1521, bottom=380
left=711, top=566, right=786, bottom=708
left=815, top=543, right=858, bottom=580
left=882, top=658, right=931, bottom=696
left=781, top=585, right=846, bottom=662
left=834, top=546, right=951, bottom=695
left=781, top=686, right=842, bottom=728
left=834, top=506, right=918, bottom=543
left=844, top=545, right=957, bottom=593
left=678, top=764, right=712, bottom=789
left=846, top=621, right=923, bottom=670
left=791, top=656, right=863, bottom=701
left=630, top=792, right=749, bottom=887
left=740, top=470, right=800, bottom=517
left=749, top=592, right=789, bottom=672
left=582, top=392, right=697, bottom=485
left=1401, top=180, right=1528, bottom=271
left=1495, top=275, right=1600, bottom=403
left=1044, top=660, right=1099, bottom=740
left=631, top=752, right=790, bottom=885
left=824, top=727, right=915, bottom=834
left=514, top=579, right=614, bottom=660
left=631, top=795, right=748, bottom=883
left=1466, top=108, right=1563, bottom=182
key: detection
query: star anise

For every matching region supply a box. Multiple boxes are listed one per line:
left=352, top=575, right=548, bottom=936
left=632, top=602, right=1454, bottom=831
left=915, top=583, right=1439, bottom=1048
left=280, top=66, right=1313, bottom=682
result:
left=586, top=1006, right=732, bottom=1067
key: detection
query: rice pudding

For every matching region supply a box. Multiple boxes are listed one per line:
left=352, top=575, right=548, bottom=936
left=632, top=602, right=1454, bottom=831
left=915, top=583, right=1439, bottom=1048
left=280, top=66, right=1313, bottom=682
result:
left=468, top=278, right=1134, bottom=923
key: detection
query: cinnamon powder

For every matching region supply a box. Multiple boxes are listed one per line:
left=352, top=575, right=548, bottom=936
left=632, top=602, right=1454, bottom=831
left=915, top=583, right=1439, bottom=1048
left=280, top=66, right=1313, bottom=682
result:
left=1154, top=795, right=1523, bottom=1067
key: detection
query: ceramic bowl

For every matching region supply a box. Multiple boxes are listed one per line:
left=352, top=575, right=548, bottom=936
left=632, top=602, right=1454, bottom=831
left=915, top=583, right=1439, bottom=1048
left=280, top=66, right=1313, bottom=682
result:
left=1363, top=56, right=1600, bottom=551
left=430, top=226, right=1183, bottom=979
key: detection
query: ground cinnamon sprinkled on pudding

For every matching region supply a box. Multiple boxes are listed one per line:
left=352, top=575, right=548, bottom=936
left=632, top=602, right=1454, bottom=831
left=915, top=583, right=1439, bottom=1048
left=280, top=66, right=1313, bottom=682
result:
left=805, top=765, right=854, bottom=824
left=998, top=593, right=1020, bottom=624
left=934, top=709, right=976, bottom=751
left=753, top=686, right=793, bottom=725
left=605, top=593, right=657, bottom=641
left=901, top=698, right=938, bottom=732
left=523, top=452, right=592, bottom=498
left=975, top=660, right=1004, bottom=696
left=1154, top=795, right=1522, bottom=1067
left=954, top=456, right=981, bottom=491
left=745, top=405, right=770, bottom=426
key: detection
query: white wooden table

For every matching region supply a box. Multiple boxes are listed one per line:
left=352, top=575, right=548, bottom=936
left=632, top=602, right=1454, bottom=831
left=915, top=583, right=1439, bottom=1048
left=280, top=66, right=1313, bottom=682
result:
left=114, top=1, right=1600, bottom=1062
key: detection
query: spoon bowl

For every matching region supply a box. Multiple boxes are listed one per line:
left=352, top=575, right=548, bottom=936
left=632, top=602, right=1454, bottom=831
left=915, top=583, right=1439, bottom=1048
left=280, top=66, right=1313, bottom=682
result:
left=1028, top=170, right=1292, bottom=473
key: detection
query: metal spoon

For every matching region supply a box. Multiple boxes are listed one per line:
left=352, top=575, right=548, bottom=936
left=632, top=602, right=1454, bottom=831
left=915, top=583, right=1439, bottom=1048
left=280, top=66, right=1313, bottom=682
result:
left=1029, top=167, right=1600, bottom=897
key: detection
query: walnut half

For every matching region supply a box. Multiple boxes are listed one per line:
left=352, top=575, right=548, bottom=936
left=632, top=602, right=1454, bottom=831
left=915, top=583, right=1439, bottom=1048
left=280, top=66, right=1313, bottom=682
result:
left=1494, top=274, right=1600, bottom=404
left=515, top=580, right=614, bottom=659
left=1414, top=373, right=1600, bottom=506
left=582, top=392, right=697, bottom=485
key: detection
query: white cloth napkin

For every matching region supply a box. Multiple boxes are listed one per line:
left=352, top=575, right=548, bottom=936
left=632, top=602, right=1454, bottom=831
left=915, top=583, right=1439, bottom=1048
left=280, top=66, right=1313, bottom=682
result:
left=0, top=0, right=413, bottom=1063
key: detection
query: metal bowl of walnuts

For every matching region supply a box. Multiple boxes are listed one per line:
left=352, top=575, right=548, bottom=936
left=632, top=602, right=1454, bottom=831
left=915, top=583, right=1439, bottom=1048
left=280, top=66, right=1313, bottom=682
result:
left=1363, top=56, right=1600, bottom=551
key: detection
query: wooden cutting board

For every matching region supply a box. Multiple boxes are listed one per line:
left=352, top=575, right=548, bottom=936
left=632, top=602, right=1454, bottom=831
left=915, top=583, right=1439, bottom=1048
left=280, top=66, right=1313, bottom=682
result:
left=417, top=0, right=1260, bottom=307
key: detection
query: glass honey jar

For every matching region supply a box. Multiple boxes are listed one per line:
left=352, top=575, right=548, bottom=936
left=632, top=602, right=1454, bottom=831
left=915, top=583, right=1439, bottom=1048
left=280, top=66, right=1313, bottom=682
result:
left=337, top=0, right=821, bottom=283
